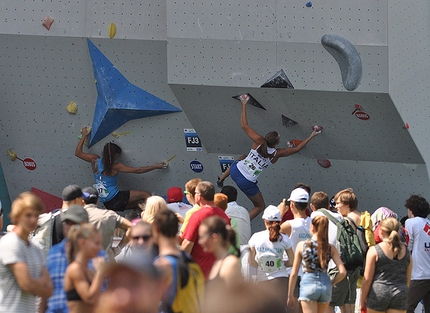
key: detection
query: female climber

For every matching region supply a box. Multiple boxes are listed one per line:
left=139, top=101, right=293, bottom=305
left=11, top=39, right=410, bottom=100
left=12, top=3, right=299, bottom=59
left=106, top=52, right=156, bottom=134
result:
left=219, top=94, right=320, bottom=220
left=75, top=127, right=167, bottom=212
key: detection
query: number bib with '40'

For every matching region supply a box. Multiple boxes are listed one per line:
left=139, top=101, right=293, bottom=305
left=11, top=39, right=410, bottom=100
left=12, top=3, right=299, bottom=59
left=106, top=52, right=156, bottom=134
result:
left=258, top=254, right=283, bottom=272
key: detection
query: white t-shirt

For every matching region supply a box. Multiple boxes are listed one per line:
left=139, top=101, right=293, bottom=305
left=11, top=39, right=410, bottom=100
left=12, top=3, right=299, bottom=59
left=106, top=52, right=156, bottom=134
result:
left=284, top=217, right=311, bottom=275
left=0, top=232, right=46, bottom=313
left=248, top=230, right=293, bottom=281
left=225, top=201, right=251, bottom=245
left=311, top=209, right=342, bottom=247
left=405, top=217, right=430, bottom=280
left=167, top=202, right=192, bottom=218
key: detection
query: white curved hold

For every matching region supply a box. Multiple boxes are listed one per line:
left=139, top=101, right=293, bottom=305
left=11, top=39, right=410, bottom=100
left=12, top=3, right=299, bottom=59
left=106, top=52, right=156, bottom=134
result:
left=321, top=34, right=362, bottom=91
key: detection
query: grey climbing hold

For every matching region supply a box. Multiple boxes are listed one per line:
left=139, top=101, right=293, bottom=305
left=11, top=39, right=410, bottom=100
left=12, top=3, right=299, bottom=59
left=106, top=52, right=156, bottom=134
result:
left=321, top=34, right=362, bottom=91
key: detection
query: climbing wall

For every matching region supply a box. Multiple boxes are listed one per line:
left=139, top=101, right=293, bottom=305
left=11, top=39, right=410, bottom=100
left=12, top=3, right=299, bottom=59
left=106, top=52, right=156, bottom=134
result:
left=0, top=0, right=429, bottom=231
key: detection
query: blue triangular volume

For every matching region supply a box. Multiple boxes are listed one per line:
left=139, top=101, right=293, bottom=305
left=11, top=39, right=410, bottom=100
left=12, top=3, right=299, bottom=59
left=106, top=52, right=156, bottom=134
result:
left=261, top=69, right=294, bottom=89
left=87, top=39, right=181, bottom=147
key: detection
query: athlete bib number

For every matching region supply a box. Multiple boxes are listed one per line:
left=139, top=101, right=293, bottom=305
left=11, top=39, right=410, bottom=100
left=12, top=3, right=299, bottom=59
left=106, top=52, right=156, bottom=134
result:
left=94, top=181, right=109, bottom=199
left=259, top=255, right=282, bottom=272
left=243, top=159, right=263, bottom=177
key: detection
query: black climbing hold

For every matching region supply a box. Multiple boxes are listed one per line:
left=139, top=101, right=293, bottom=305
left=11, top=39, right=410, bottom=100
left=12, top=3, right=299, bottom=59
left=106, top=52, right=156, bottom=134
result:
left=261, top=69, right=294, bottom=89
left=232, top=93, right=266, bottom=110
left=282, top=115, right=298, bottom=127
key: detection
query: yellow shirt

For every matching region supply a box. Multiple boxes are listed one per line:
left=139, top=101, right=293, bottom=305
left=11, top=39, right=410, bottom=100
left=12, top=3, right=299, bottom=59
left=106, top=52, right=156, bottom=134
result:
left=179, top=204, right=200, bottom=235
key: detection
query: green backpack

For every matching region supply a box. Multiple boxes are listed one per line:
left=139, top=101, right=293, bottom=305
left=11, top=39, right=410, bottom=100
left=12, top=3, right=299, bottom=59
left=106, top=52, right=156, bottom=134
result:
left=320, top=210, right=365, bottom=270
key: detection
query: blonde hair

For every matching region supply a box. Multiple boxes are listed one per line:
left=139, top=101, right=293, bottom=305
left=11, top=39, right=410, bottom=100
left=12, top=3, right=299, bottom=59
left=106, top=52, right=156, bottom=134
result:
left=142, top=196, right=168, bottom=224
left=10, top=192, right=45, bottom=224
left=67, top=223, right=99, bottom=262
left=380, top=217, right=402, bottom=258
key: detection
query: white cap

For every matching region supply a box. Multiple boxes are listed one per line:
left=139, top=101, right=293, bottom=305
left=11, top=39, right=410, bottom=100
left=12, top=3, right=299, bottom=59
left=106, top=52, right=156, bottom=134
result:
left=287, top=188, right=309, bottom=203
left=262, top=205, right=281, bottom=222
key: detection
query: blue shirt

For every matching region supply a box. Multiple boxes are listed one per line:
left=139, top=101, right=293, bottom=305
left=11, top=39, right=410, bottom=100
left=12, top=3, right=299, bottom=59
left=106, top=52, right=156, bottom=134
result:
left=45, top=239, right=107, bottom=313
left=93, top=158, right=119, bottom=202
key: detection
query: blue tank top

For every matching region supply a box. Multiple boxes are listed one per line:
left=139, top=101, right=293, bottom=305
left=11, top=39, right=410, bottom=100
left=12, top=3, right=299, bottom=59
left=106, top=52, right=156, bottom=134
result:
left=93, top=158, right=119, bottom=202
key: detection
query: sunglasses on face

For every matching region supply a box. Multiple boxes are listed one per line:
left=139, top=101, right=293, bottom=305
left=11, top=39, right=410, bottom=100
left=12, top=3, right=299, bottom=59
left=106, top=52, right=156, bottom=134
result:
left=132, top=234, right=152, bottom=242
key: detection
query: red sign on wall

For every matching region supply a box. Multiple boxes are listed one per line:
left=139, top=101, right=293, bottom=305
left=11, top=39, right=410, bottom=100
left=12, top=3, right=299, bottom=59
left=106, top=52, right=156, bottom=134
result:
left=23, top=158, right=37, bottom=170
left=355, top=111, right=370, bottom=120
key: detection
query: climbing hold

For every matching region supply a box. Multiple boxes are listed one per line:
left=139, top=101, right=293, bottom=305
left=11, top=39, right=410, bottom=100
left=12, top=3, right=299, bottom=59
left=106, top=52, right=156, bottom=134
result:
left=261, top=69, right=294, bottom=89
left=287, top=139, right=303, bottom=148
left=7, top=150, right=37, bottom=170
left=317, top=159, right=331, bottom=168
left=7, top=149, right=17, bottom=161
left=232, top=93, right=266, bottom=110
left=108, top=22, right=117, bottom=39
left=66, top=101, right=78, bottom=114
left=77, top=127, right=92, bottom=146
left=404, top=122, right=410, bottom=129
left=306, top=2, right=312, bottom=7
left=42, top=16, right=54, bottom=30
left=282, top=115, right=298, bottom=127
left=351, top=103, right=362, bottom=115
left=111, top=131, right=130, bottom=138
left=321, top=34, right=362, bottom=91
left=312, top=125, right=323, bottom=132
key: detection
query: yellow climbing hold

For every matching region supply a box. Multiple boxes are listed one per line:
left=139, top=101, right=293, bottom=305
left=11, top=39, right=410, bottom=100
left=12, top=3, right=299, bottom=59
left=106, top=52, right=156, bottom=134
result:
left=108, top=23, right=116, bottom=39
left=111, top=131, right=130, bottom=138
left=67, top=101, right=78, bottom=114
left=7, top=149, right=17, bottom=161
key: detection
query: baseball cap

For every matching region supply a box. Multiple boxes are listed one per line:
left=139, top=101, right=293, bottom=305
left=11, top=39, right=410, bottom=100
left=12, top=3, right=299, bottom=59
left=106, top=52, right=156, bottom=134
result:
left=287, top=188, right=309, bottom=203
left=62, top=184, right=83, bottom=201
left=262, top=205, right=281, bottom=222
left=61, top=205, right=89, bottom=224
left=167, top=187, right=183, bottom=203
left=82, top=186, right=99, bottom=202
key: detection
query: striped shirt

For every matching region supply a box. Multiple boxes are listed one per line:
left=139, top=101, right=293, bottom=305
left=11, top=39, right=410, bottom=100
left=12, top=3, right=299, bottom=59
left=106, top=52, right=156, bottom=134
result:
left=0, top=232, right=45, bottom=313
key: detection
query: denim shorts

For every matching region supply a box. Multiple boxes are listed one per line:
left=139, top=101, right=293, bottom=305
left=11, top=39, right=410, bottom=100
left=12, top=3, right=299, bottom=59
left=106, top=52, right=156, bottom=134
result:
left=299, top=271, right=332, bottom=303
left=230, top=162, right=260, bottom=197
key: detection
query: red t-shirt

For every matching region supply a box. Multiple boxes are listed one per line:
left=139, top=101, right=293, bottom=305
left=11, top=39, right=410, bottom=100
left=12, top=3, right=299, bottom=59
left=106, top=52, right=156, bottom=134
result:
left=281, top=208, right=311, bottom=223
left=181, top=205, right=230, bottom=279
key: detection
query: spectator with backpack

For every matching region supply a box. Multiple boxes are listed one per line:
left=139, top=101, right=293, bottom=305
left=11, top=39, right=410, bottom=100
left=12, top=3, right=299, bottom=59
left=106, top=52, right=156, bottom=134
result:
left=327, top=188, right=363, bottom=313
left=32, top=184, right=86, bottom=255
left=153, top=209, right=205, bottom=313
